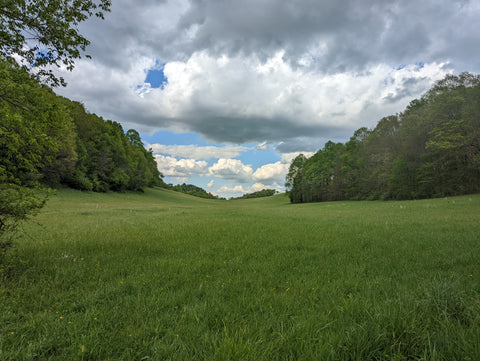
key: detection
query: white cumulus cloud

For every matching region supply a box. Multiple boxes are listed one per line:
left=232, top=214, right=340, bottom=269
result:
left=252, top=161, right=289, bottom=183
left=212, top=182, right=283, bottom=198
left=208, top=159, right=253, bottom=183
left=56, top=51, right=450, bottom=150
left=155, top=155, right=208, bottom=183
left=252, top=151, right=316, bottom=185
left=46, top=0, right=480, bottom=198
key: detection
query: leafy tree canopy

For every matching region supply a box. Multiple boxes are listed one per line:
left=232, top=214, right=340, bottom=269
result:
left=0, top=0, right=111, bottom=86
left=287, top=72, right=480, bottom=203
left=0, top=58, right=163, bottom=257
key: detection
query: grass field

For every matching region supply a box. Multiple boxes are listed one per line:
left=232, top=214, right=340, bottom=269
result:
left=1, top=188, right=480, bottom=360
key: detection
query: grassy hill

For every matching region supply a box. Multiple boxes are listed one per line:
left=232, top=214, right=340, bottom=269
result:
left=1, top=189, right=480, bottom=360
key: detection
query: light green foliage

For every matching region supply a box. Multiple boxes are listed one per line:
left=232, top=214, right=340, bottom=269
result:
left=396, top=73, right=480, bottom=198
left=1, top=189, right=479, bottom=360
left=0, top=58, right=162, bottom=192
left=0, top=184, right=48, bottom=259
left=0, top=0, right=110, bottom=251
left=63, top=101, right=162, bottom=191
left=0, top=0, right=111, bottom=86
left=0, top=59, right=74, bottom=250
left=0, top=58, right=162, bottom=257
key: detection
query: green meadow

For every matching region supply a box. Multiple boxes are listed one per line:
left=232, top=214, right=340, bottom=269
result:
left=1, top=188, right=480, bottom=360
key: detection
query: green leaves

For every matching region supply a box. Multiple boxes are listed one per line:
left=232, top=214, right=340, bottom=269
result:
left=0, top=57, right=161, bottom=254
left=285, top=154, right=306, bottom=192
left=289, top=142, right=344, bottom=203
left=0, top=0, right=111, bottom=86
left=0, top=183, right=48, bottom=233
left=65, top=107, right=162, bottom=192
left=287, top=73, right=480, bottom=203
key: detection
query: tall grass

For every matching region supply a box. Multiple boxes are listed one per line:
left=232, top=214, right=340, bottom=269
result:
left=1, top=188, right=479, bottom=360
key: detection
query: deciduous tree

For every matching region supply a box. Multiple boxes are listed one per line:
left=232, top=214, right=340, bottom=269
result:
left=0, top=0, right=111, bottom=86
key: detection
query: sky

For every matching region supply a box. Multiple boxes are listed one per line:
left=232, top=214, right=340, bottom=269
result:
left=53, top=0, right=480, bottom=198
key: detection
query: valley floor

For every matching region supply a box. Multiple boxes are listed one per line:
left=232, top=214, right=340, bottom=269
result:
left=1, top=188, right=480, bottom=360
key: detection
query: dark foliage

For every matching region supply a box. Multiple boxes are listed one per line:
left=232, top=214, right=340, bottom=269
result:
left=231, top=189, right=277, bottom=200
left=165, top=183, right=223, bottom=200
left=287, top=73, right=480, bottom=203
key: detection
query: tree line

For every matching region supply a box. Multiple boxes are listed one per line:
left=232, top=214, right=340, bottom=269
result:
left=0, top=58, right=162, bottom=247
left=1, top=0, right=113, bottom=256
left=0, top=58, right=162, bottom=193
left=231, top=189, right=277, bottom=200
left=286, top=73, right=480, bottom=203
left=165, top=183, right=223, bottom=200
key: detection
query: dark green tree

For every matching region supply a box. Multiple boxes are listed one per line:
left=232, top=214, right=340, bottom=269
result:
left=285, top=154, right=306, bottom=191
left=362, top=116, right=399, bottom=199
left=232, top=189, right=276, bottom=199
left=289, top=142, right=344, bottom=203
left=339, top=127, right=370, bottom=199
left=286, top=154, right=307, bottom=203
left=169, top=183, right=218, bottom=199
left=392, top=73, right=480, bottom=198
left=287, top=73, right=480, bottom=203
left=62, top=103, right=161, bottom=192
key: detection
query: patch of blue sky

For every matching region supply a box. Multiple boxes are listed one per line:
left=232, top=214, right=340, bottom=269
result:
left=396, top=62, right=424, bottom=70
left=32, top=49, right=55, bottom=66
left=141, top=131, right=283, bottom=195
left=238, top=147, right=281, bottom=168
left=141, top=131, right=281, bottom=168
left=145, top=61, right=168, bottom=89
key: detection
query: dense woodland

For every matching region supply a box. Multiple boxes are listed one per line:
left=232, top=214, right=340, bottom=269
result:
left=0, top=58, right=162, bottom=193
left=0, top=58, right=163, bottom=243
left=286, top=73, right=480, bottom=203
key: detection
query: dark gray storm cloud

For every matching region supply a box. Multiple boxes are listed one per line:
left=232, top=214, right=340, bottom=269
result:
left=78, top=0, right=480, bottom=73
left=184, top=114, right=349, bottom=146
left=185, top=0, right=478, bottom=72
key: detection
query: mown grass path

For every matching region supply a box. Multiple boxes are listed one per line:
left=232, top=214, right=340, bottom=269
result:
left=1, top=188, right=480, bottom=360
